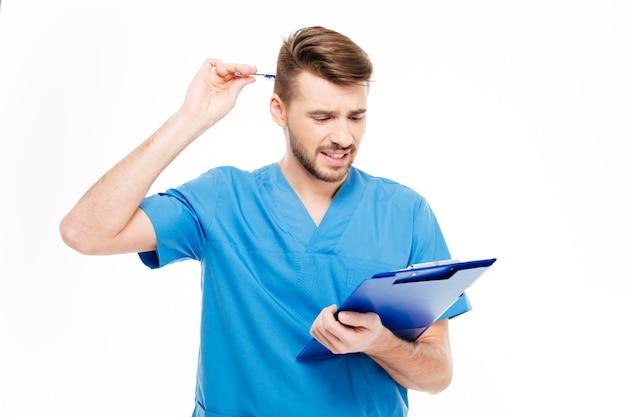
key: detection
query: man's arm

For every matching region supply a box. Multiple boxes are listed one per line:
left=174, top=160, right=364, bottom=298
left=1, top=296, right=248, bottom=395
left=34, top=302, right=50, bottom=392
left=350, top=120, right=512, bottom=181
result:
left=60, top=59, right=258, bottom=255
left=309, top=305, right=453, bottom=393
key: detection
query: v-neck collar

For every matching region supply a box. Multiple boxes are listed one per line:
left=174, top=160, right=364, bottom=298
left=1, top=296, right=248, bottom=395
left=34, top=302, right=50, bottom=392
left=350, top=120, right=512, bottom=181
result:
left=258, top=164, right=367, bottom=252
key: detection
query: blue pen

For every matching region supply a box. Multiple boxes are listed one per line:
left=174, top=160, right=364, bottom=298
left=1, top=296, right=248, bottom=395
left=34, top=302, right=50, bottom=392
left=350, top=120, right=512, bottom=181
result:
left=234, top=72, right=275, bottom=80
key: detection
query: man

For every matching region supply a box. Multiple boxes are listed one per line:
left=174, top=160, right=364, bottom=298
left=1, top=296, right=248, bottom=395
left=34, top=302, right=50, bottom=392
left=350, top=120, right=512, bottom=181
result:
left=60, top=26, right=469, bottom=416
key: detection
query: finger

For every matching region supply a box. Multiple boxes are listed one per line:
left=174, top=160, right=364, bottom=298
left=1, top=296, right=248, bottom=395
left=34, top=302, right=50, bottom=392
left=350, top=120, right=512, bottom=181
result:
left=220, top=64, right=259, bottom=92
left=310, top=327, right=336, bottom=350
left=337, top=311, right=363, bottom=328
left=198, top=59, right=251, bottom=86
left=225, top=63, right=258, bottom=77
left=311, top=324, right=344, bottom=354
left=311, top=306, right=341, bottom=338
left=310, top=306, right=343, bottom=346
left=201, top=58, right=224, bottom=74
left=337, top=311, right=379, bottom=329
left=210, top=63, right=259, bottom=81
left=322, top=305, right=346, bottom=332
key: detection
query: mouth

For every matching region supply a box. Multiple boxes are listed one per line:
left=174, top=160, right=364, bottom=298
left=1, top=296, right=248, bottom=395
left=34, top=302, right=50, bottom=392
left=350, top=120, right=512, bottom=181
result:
left=320, top=149, right=351, bottom=167
left=321, top=150, right=349, bottom=159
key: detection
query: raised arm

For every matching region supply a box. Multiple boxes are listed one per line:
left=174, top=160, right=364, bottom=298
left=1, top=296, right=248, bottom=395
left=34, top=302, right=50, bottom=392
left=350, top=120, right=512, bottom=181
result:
left=60, top=59, right=258, bottom=255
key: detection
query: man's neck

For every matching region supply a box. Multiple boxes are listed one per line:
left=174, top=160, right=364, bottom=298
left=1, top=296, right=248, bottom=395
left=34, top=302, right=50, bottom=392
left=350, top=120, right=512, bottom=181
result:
left=278, top=158, right=346, bottom=226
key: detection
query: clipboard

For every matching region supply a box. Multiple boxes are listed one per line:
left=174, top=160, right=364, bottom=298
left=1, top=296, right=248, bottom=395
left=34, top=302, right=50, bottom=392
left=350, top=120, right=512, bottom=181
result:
left=296, top=258, right=497, bottom=360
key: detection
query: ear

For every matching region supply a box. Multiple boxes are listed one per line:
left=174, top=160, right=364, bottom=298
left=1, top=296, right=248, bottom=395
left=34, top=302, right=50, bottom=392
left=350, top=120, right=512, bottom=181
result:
left=269, top=94, right=287, bottom=127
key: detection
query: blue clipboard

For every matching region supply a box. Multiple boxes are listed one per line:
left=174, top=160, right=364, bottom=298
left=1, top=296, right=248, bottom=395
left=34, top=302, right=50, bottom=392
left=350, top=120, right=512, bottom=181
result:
left=296, top=258, right=497, bottom=360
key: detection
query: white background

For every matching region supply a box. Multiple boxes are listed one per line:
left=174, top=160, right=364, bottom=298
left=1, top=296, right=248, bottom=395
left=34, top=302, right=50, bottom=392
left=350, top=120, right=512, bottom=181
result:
left=1, top=1, right=625, bottom=416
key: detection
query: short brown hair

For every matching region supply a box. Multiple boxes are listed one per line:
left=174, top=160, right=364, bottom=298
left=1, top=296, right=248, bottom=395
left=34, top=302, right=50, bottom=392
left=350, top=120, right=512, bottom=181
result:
left=274, top=26, right=373, bottom=105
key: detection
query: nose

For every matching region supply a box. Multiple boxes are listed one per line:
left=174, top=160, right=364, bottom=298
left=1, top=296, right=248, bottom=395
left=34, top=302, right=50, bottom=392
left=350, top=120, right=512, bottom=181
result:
left=330, top=118, right=354, bottom=148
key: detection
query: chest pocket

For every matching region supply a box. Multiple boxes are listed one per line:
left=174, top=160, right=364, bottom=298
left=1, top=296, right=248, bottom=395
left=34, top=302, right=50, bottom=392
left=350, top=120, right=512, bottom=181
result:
left=345, top=259, right=401, bottom=300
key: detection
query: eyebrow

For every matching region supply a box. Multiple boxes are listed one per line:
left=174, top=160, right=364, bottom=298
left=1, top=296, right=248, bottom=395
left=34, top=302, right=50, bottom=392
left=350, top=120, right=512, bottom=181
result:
left=307, top=108, right=367, bottom=117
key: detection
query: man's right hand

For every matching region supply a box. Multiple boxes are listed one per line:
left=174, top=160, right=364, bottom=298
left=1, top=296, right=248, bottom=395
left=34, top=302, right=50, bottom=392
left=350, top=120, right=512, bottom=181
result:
left=177, top=58, right=258, bottom=137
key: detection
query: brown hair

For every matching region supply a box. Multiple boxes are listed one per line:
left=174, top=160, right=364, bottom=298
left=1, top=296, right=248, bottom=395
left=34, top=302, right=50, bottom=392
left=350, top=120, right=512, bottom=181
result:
left=274, top=26, right=373, bottom=105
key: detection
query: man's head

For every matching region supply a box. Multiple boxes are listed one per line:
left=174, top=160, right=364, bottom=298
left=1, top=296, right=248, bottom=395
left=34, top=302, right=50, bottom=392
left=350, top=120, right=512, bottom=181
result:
left=271, top=27, right=373, bottom=185
left=273, top=26, right=373, bottom=106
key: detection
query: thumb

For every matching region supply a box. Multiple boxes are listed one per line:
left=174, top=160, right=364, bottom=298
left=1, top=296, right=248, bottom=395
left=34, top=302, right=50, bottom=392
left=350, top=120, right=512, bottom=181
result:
left=337, top=311, right=357, bottom=326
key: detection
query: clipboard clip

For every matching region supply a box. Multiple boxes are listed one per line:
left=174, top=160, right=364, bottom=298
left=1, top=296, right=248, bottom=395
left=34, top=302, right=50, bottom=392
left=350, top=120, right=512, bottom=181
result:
left=393, top=265, right=457, bottom=284
left=406, top=259, right=459, bottom=270
left=392, top=259, right=460, bottom=284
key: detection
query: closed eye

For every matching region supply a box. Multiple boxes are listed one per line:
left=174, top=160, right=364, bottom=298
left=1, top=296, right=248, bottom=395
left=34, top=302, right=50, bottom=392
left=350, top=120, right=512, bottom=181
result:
left=309, top=109, right=366, bottom=123
left=349, top=111, right=367, bottom=122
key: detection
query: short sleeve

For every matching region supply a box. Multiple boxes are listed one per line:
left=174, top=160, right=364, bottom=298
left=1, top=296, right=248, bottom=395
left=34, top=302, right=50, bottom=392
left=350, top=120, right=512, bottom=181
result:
left=410, top=197, right=451, bottom=264
left=137, top=171, right=220, bottom=268
left=410, top=196, right=472, bottom=320
left=437, top=293, right=472, bottom=320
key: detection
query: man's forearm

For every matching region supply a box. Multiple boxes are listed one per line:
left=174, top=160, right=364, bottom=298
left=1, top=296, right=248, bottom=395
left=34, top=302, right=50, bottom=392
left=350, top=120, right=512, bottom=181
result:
left=367, top=321, right=453, bottom=393
left=60, top=110, right=202, bottom=254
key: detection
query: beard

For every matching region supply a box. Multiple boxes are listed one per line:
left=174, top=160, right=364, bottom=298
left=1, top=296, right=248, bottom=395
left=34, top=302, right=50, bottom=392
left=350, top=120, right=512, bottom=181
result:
left=288, top=133, right=355, bottom=183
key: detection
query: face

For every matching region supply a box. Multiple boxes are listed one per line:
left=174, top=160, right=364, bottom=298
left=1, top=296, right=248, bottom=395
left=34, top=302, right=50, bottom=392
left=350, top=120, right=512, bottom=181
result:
left=272, top=71, right=368, bottom=183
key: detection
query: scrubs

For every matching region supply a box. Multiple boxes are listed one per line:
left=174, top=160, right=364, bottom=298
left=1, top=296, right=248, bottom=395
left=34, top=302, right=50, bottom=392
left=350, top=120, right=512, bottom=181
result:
left=139, top=163, right=469, bottom=417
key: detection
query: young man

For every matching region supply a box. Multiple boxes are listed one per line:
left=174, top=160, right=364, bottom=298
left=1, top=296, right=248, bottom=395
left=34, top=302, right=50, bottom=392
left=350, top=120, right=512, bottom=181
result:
left=60, top=26, right=469, bottom=416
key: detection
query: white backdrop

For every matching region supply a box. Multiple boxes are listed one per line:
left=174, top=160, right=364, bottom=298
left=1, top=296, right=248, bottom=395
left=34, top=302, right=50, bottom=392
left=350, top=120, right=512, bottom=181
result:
left=1, top=1, right=625, bottom=416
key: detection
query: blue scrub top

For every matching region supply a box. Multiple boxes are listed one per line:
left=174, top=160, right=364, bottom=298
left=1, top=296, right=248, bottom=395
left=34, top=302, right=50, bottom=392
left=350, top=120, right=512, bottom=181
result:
left=139, top=163, right=470, bottom=417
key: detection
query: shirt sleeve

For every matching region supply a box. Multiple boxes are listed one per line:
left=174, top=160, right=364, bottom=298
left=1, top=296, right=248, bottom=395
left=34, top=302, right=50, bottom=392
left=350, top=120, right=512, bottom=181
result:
left=438, top=293, right=472, bottom=320
left=137, top=171, right=220, bottom=269
left=410, top=196, right=472, bottom=320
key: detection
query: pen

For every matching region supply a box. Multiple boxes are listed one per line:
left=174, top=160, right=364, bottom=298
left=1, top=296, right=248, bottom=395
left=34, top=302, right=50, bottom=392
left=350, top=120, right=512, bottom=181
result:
left=234, top=72, right=276, bottom=80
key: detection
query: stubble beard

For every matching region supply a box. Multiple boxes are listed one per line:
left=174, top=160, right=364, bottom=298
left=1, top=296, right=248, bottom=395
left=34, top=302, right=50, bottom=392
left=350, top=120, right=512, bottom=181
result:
left=289, top=134, right=354, bottom=183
